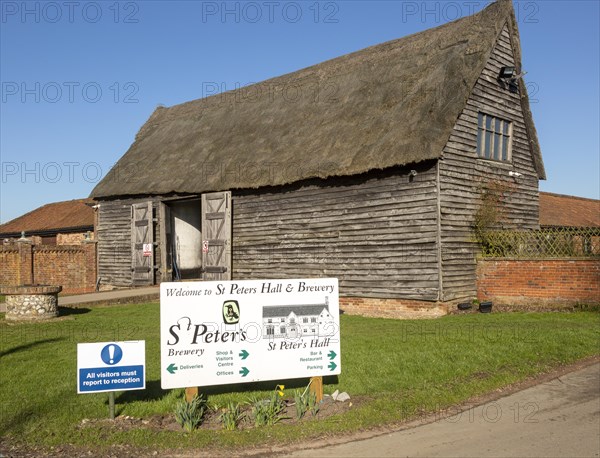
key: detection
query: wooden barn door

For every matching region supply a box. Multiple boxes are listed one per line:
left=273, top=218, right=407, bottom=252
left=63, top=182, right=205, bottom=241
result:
left=158, top=202, right=172, bottom=282
left=131, top=201, right=155, bottom=285
left=201, top=191, right=231, bottom=281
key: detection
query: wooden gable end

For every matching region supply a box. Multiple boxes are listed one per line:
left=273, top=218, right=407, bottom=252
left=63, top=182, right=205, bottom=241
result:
left=438, top=24, right=540, bottom=301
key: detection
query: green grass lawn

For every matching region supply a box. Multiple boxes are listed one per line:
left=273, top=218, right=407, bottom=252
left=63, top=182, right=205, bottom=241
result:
left=0, top=303, right=598, bottom=453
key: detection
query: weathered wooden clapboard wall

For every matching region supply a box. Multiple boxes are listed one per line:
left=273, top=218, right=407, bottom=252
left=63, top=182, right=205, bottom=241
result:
left=439, top=24, right=540, bottom=301
left=232, top=162, right=441, bottom=300
left=96, top=197, right=161, bottom=287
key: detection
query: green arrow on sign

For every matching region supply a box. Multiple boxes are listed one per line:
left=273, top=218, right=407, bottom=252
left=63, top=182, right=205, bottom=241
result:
left=239, top=349, right=249, bottom=360
left=327, top=350, right=337, bottom=360
left=328, top=361, right=337, bottom=371
left=167, top=363, right=177, bottom=374
left=239, top=367, right=250, bottom=377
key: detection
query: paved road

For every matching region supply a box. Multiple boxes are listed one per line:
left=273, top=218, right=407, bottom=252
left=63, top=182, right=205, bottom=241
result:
left=284, top=363, right=600, bottom=458
left=58, top=286, right=159, bottom=307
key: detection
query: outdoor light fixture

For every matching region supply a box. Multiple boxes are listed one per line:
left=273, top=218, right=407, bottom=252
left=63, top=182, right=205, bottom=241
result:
left=498, top=66, right=526, bottom=93
left=498, top=66, right=515, bottom=79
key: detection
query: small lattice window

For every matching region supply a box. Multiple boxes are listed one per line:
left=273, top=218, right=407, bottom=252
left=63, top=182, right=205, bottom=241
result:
left=477, top=113, right=512, bottom=162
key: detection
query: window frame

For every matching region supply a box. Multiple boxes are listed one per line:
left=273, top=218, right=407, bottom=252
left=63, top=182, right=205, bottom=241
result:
left=476, top=112, right=513, bottom=163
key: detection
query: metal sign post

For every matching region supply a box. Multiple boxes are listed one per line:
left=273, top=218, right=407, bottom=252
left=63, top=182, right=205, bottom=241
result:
left=109, top=392, right=115, bottom=420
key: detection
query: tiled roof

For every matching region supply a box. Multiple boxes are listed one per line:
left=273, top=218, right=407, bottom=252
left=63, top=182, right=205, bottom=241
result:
left=539, top=192, right=600, bottom=228
left=0, top=198, right=94, bottom=236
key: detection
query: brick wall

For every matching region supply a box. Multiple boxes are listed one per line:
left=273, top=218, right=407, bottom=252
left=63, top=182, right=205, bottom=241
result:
left=340, top=297, right=447, bottom=319
left=57, top=232, right=94, bottom=245
left=0, top=241, right=97, bottom=294
left=0, top=246, right=20, bottom=286
left=477, top=258, right=600, bottom=307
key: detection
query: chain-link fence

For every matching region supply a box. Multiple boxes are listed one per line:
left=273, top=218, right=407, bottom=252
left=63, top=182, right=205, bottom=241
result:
left=478, top=227, right=600, bottom=258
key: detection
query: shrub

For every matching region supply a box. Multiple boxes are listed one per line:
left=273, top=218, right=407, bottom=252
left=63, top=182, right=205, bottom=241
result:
left=293, top=383, right=320, bottom=420
left=248, top=386, right=286, bottom=427
left=220, top=402, right=244, bottom=431
left=174, top=394, right=207, bottom=432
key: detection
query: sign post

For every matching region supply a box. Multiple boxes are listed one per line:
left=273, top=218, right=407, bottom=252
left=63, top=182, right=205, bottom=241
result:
left=310, top=376, right=324, bottom=402
left=160, top=278, right=341, bottom=390
left=77, top=341, right=146, bottom=419
left=109, top=392, right=115, bottom=420
left=185, top=387, right=199, bottom=402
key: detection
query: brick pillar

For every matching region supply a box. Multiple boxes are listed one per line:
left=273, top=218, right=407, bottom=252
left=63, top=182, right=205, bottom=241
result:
left=82, top=240, right=97, bottom=293
left=17, top=239, right=33, bottom=285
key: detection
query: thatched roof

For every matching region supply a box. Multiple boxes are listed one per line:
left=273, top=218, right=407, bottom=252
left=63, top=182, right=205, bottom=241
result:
left=91, top=0, right=544, bottom=199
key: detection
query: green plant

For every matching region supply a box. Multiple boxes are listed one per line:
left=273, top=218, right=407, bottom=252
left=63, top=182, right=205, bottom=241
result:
left=307, top=390, right=320, bottom=417
left=208, top=400, right=222, bottom=412
left=473, top=179, right=515, bottom=252
left=293, top=383, right=320, bottom=419
left=574, top=303, right=600, bottom=313
left=248, top=386, right=286, bottom=427
left=174, top=394, right=207, bottom=432
left=219, top=402, right=244, bottom=431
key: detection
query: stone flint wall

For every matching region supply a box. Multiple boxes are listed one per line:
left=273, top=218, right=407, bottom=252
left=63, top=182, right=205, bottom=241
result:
left=3, top=285, right=62, bottom=320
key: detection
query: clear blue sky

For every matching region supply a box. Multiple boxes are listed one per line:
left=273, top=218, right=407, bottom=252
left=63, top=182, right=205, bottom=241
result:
left=1, top=0, right=598, bottom=223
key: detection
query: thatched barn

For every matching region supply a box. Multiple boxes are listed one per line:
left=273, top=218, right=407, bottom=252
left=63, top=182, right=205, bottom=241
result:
left=90, top=0, right=545, bottom=317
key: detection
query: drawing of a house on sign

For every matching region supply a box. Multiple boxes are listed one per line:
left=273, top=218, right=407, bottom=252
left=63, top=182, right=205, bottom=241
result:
left=262, top=298, right=334, bottom=339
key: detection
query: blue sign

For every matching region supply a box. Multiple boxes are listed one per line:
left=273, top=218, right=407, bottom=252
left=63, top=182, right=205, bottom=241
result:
left=100, top=344, right=123, bottom=365
left=79, top=365, right=144, bottom=392
left=77, top=341, right=145, bottom=394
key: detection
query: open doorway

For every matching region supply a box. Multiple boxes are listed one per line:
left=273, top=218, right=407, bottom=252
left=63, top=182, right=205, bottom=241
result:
left=166, top=199, right=202, bottom=280
left=159, top=192, right=231, bottom=283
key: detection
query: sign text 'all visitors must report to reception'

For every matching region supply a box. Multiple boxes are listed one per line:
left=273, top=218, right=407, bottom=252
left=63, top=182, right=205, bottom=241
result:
left=160, top=278, right=341, bottom=389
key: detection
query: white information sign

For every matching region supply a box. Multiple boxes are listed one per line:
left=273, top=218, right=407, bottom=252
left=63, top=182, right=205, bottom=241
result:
left=143, top=243, right=152, bottom=257
left=160, top=278, right=341, bottom=389
left=77, top=341, right=145, bottom=394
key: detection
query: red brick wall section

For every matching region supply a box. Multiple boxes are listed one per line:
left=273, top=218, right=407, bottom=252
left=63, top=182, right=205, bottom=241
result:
left=340, top=297, right=447, bottom=319
left=0, top=246, right=20, bottom=286
left=33, top=242, right=97, bottom=294
left=57, top=232, right=94, bottom=245
left=477, top=258, right=600, bottom=307
left=0, top=241, right=97, bottom=295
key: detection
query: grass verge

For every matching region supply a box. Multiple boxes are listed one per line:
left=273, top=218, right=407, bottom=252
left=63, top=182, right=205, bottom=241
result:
left=0, top=303, right=598, bottom=453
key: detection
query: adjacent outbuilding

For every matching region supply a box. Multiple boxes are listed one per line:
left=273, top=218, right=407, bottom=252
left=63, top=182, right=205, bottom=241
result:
left=0, top=198, right=95, bottom=245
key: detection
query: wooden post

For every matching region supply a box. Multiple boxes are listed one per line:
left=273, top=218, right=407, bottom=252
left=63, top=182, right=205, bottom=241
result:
left=185, top=387, right=198, bottom=402
left=309, top=376, right=323, bottom=403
